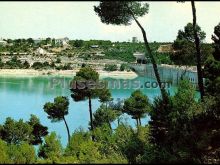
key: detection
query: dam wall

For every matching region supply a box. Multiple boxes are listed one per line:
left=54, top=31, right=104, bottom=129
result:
left=130, top=63, right=198, bottom=88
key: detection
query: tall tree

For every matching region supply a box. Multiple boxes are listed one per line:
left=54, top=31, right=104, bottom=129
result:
left=172, top=23, right=206, bottom=66
left=43, top=96, right=71, bottom=144
left=99, top=86, right=113, bottom=111
left=201, top=25, right=220, bottom=162
left=28, top=115, right=48, bottom=145
left=204, top=23, right=220, bottom=97
left=92, top=104, right=120, bottom=130
left=70, top=66, right=101, bottom=134
left=149, top=79, right=202, bottom=163
left=191, top=0, right=205, bottom=100
left=28, top=114, right=48, bottom=145
left=94, top=1, right=168, bottom=101
left=123, top=90, right=150, bottom=127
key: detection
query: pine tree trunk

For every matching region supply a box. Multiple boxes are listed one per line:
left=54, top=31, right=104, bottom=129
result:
left=131, top=14, right=168, bottom=101
left=191, top=0, right=205, bottom=100
left=89, top=96, right=94, bottom=131
left=63, top=116, right=70, bottom=145
left=117, top=117, right=120, bottom=127
left=108, top=121, right=112, bottom=131
left=88, top=96, right=95, bottom=140
left=136, top=119, right=139, bottom=127
left=139, top=118, right=142, bottom=126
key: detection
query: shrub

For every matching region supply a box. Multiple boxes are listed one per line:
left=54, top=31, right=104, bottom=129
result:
left=120, top=63, right=128, bottom=71
left=0, top=140, right=10, bottom=164
left=23, top=60, right=30, bottom=69
left=104, top=64, right=118, bottom=71
left=56, top=58, right=61, bottom=63
left=38, top=132, right=63, bottom=160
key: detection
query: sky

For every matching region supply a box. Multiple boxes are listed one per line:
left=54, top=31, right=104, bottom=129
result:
left=0, top=1, right=220, bottom=43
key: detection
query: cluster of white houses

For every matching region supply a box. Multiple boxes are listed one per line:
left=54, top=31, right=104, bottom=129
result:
left=0, top=37, right=70, bottom=47
left=33, top=37, right=70, bottom=47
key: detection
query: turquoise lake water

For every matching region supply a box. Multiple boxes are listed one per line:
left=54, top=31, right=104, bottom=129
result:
left=0, top=75, right=180, bottom=146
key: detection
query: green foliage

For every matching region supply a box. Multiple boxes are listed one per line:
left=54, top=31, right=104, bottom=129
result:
left=28, top=114, right=48, bottom=145
left=65, top=129, right=90, bottom=156
left=154, top=52, right=173, bottom=65
left=171, top=23, right=211, bottom=66
left=73, top=40, right=84, bottom=48
left=56, top=63, right=72, bottom=70
left=204, top=57, right=220, bottom=96
left=0, top=115, right=48, bottom=146
left=32, top=61, right=53, bottom=70
left=94, top=1, right=149, bottom=25
left=70, top=66, right=100, bottom=101
left=44, top=96, right=70, bottom=143
left=120, top=63, right=126, bottom=71
left=65, top=129, right=102, bottom=163
left=31, top=62, right=42, bottom=69
left=103, top=42, right=162, bottom=63
left=65, top=125, right=129, bottom=163
left=70, top=67, right=102, bottom=132
left=0, top=117, right=33, bottom=144
left=0, top=21, right=220, bottom=165
left=0, top=56, right=31, bottom=69
left=56, top=57, right=61, bottom=63
left=124, top=126, right=151, bottom=163
left=63, top=63, right=72, bottom=70
left=76, top=140, right=102, bottom=163
left=92, top=125, right=128, bottom=164
left=149, top=79, right=202, bottom=163
left=23, top=60, right=30, bottom=68
left=176, top=23, right=206, bottom=42
left=104, top=64, right=118, bottom=71
left=189, top=96, right=220, bottom=161
left=0, top=39, right=32, bottom=53
left=212, top=23, right=220, bottom=61
left=204, top=23, right=220, bottom=97
left=38, top=132, right=63, bottom=160
left=0, top=140, right=36, bottom=164
left=7, top=142, right=36, bottom=164
left=95, top=1, right=168, bottom=100
left=44, top=96, right=69, bottom=122
left=104, top=48, right=136, bottom=62
left=198, top=23, right=220, bottom=162
left=98, top=86, right=113, bottom=103
left=0, top=57, right=4, bottom=68
left=92, top=104, right=120, bottom=129
left=123, top=90, right=151, bottom=126
left=0, top=140, right=10, bottom=163
left=112, top=123, right=142, bottom=163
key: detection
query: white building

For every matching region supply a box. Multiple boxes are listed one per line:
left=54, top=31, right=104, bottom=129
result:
left=133, top=52, right=149, bottom=64
left=90, top=45, right=99, bottom=48
left=132, top=37, right=138, bottom=43
left=33, top=38, right=44, bottom=44
left=0, top=40, right=7, bottom=46
left=55, top=37, right=69, bottom=46
left=157, top=44, right=174, bottom=53
left=35, top=47, right=47, bottom=55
